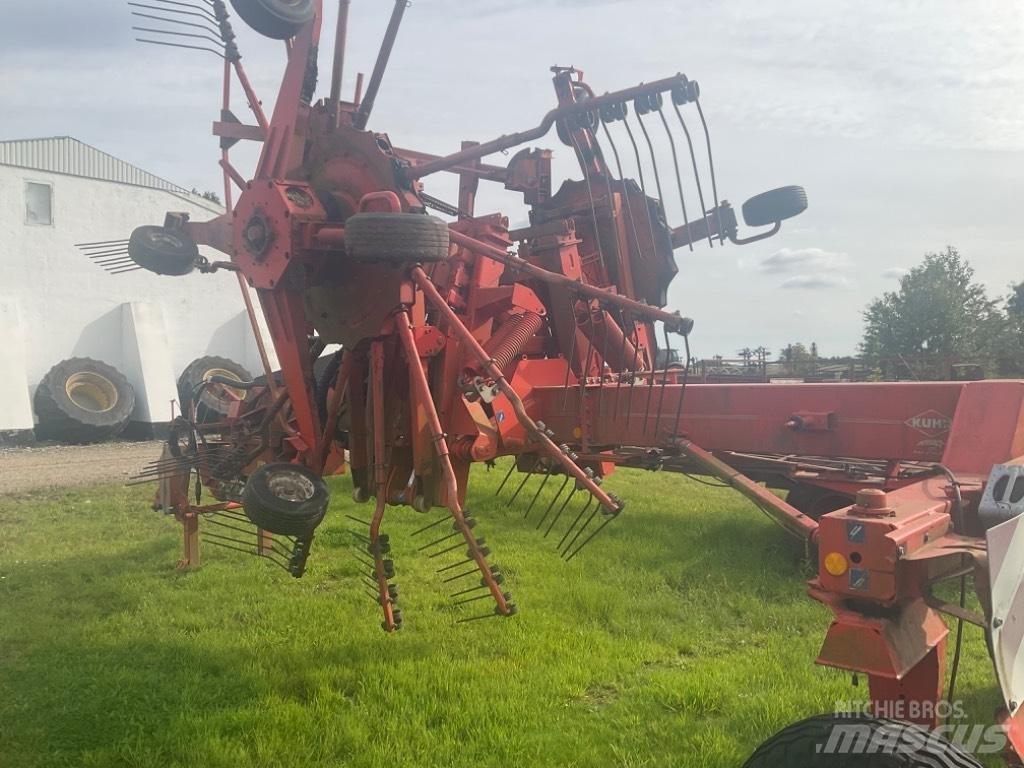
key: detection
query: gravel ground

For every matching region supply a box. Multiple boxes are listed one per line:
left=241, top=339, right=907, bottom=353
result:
left=0, top=441, right=164, bottom=495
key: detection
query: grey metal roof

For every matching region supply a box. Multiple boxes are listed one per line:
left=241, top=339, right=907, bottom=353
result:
left=0, top=136, right=191, bottom=195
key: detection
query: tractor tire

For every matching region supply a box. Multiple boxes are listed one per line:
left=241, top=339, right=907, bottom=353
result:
left=743, top=714, right=982, bottom=768
left=315, top=350, right=350, bottom=435
left=128, top=226, right=199, bottom=276
left=34, top=358, right=135, bottom=444
left=242, top=462, right=330, bottom=536
left=177, top=356, right=253, bottom=424
left=741, top=185, right=808, bottom=227
left=343, top=213, right=450, bottom=263
left=229, top=0, right=316, bottom=40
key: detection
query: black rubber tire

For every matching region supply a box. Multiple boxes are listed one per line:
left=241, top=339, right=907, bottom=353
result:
left=741, top=185, right=808, bottom=227
left=229, top=0, right=315, bottom=40
left=242, top=462, right=329, bottom=536
left=34, top=358, right=135, bottom=444
left=743, top=714, right=983, bottom=768
left=314, top=350, right=349, bottom=429
left=343, top=213, right=450, bottom=263
left=177, top=356, right=252, bottom=424
left=128, top=226, right=199, bottom=276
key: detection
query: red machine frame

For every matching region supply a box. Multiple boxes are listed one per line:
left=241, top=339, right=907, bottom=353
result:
left=116, top=0, right=1024, bottom=762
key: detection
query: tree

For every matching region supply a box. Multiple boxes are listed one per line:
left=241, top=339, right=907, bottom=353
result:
left=779, top=342, right=818, bottom=376
left=861, top=248, right=1007, bottom=379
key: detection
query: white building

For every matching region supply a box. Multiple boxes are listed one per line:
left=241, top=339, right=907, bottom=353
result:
left=0, top=136, right=278, bottom=439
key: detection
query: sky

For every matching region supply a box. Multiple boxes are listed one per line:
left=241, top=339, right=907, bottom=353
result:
left=2, top=0, right=1022, bottom=358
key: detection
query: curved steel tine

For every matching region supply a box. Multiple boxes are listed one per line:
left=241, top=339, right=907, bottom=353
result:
left=132, top=26, right=226, bottom=49
left=695, top=99, right=722, bottom=243
left=561, top=502, right=600, bottom=558
left=567, top=130, right=608, bottom=279
left=657, top=106, right=692, bottom=252
left=536, top=475, right=571, bottom=530
left=621, top=119, right=660, bottom=253
left=653, top=324, right=673, bottom=438
left=561, top=297, right=579, bottom=410
left=557, top=495, right=594, bottom=550
left=544, top=489, right=578, bottom=538
left=671, top=335, right=692, bottom=437
left=672, top=100, right=713, bottom=247
left=633, top=109, right=666, bottom=224
left=599, top=117, right=645, bottom=263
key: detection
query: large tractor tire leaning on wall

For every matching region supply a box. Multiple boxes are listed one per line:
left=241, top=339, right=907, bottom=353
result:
left=34, top=358, right=135, bottom=444
left=177, top=356, right=253, bottom=424
left=742, top=714, right=982, bottom=768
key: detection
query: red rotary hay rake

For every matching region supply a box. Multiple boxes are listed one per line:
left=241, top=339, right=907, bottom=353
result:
left=101, top=0, right=1024, bottom=763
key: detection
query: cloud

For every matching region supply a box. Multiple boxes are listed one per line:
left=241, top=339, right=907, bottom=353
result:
left=781, top=274, right=852, bottom=290
left=759, top=247, right=848, bottom=274
left=882, top=267, right=910, bottom=279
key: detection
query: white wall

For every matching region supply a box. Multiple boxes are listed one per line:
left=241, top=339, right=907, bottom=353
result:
left=0, top=165, right=280, bottom=430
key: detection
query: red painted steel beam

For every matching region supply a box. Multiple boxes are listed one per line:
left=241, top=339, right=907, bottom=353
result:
left=405, top=74, right=691, bottom=180
left=530, top=381, right=1024, bottom=466
left=448, top=229, right=691, bottom=330
left=678, top=439, right=819, bottom=541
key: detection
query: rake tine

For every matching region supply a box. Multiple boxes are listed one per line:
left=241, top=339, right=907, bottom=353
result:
left=494, top=458, right=518, bottom=497
left=625, top=317, right=643, bottom=427
left=437, top=557, right=475, bottom=574
left=74, top=238, right=129, bottom=247
left=564, top=515, right=616, bottom=563
left=543, top=488, right=578, bottom=538
left=642, top=361, right=656, bottom=436
left=441, top=566, right=482, bottom=584
left=81, top=249, right=130, bottom=259
left=557, top=495, right=594, bottom=549
left=411, top=514, right=452, bottom=536
left=536, top=475, right=571, bottom=530
left=657, top=106, right=692, bottom=252
left=635, top=108, right=666, bottom=216
left=671, top=335, right=692, bottom=437
left=451, top=583, right=490, bottom=599
left=345, top=515, right=372, bottom=527
left=566, top=128, right=608, bottom=278
left=130, top=10, right=221, bottom=34
left=523, top=470, right=553, bottom=520
left=622, top=114, right=660, bottom=250
left=454, top=592, right=498, bottom=607
left=560, top=303, right=579, bottom=411
left=578, top=304, right=595, bottom=415
left=95, top=258, right=136, bottom=268
left=135, top=37, right=225, bottom=58
left=672, top=99, right=712, bottom=247
left=417, top=529, right=461, bottom=552
left=428, top=541, right=468, bottom=559
left=595, top=305, right=609, bottom=425
left=600, top=116, right=647, bottom=263
left=653, top=325, right=673, bottom=438
left=561, top=504, right=600, bottom=558
left=695, top=98, right=722, bottom=243
left=132, top=25, right=226, bottom=49
left=612, top=308, right=628, bottom=422
left=507, top=455, right=541, bottom=505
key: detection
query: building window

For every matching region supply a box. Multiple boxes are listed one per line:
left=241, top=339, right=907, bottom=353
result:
left=25, top=182, right=53, bottom=226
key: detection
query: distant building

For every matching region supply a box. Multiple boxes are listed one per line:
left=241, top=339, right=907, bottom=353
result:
left=0, top=136, right=277, bottom=439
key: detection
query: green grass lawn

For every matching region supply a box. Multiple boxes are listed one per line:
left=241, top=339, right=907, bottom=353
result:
left=0, top=463, right=1004, bottom=767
